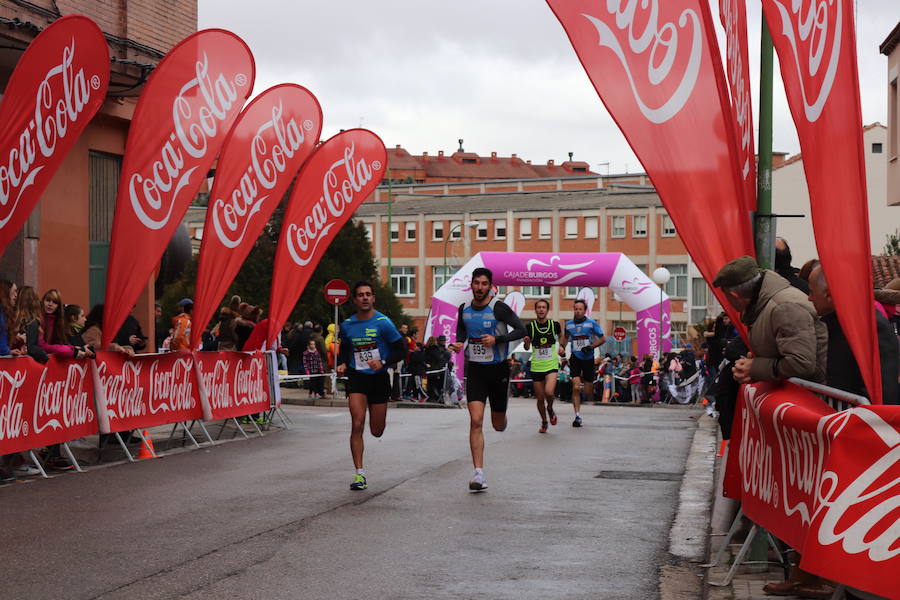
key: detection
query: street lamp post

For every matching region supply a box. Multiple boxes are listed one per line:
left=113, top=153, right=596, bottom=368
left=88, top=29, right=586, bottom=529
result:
left=443, top=220, right=480, bottom=273
left=651, top=267, right=671, bottom=362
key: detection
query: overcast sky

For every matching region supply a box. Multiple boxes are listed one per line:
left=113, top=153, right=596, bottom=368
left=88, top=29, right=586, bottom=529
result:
left=198, top=1, right=896, bottom=174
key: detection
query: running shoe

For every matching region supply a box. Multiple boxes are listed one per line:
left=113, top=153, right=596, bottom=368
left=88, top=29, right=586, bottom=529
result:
left=548, top=408, right=558, bottom=426
left=13, top=465, right=41, bottom=476
left=539, top=421, right=548, bottom=434
left=47, top=459, right=75, bottom=472
left=572, top=416, right=583, bottom=427
left=468, top=473, right=488, bottom=492
left=350, top=474, right=367, bottom=491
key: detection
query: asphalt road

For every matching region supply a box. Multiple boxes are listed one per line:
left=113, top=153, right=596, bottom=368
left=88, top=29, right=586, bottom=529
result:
left=0, top=399, right=702, bottom=600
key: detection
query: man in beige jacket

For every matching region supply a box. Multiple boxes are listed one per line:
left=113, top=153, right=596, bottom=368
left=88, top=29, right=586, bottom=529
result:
left=713, top=256, right=827, bottom=385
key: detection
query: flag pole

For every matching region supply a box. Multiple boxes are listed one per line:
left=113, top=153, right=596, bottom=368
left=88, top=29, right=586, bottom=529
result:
left=754, top=19, right=775, bottom=270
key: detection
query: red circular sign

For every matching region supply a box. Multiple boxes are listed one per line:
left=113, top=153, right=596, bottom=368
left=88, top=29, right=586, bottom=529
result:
left=324, top=279, right=351, bottom=305
left=612, top=327, right=627, bottom=342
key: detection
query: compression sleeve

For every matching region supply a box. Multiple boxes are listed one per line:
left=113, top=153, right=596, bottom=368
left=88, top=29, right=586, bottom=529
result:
left=337, top=327, right=352, bottom=367
left=493, top=301, right=526, bottom=344
left=384, top=338, right=407, bottom=366
left=456, top=304, right=467, bottom=341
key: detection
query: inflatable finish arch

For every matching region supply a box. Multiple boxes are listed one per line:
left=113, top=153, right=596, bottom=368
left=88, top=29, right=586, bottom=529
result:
left=424, top=252, right=671, bottom=359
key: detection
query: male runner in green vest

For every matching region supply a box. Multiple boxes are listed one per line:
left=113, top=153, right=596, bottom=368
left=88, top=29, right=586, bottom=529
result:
left=523, top=298, right=563, bottom=433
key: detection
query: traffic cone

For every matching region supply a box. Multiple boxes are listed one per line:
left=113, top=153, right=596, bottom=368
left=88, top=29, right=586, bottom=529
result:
left=716, top=439, right=728, bottom=458
left=137, top=430, right=156, bottom=459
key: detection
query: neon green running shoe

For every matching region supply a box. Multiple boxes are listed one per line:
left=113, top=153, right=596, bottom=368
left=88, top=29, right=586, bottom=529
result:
left=350, top=474, right=367, bottom=491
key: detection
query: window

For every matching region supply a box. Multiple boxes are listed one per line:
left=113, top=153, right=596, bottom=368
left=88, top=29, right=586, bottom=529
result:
left=433, top=265, right=453, bottom=291
left=495, top=219, right=506, bottom=240
left=661, top=215, right=676, bottom=237
left=662, top=264, right=688, bottom=298
left=390, top=266, right=416, bottom=297
left=194, top=227, right=204, bottom=240
left=476, top=220, right=488, bottom=240
left=364, top=223, right=373, bottom=241
left=670, top=321, right=687, bottom=335
left=565, top=286, right=579, bottom=298
left=538, top=217, right=551, bottom=239
left=432, top=221, right=443, bottom=240
left=450, top=220, right=462, bottom=239
left=613, top=320, right=635, bottom=335
left=690, top=308, right=708, bottom=324
left=519, top=218, right=532, bottom=239
left=872, top=142, right=883, bottom=154
left=564, top=217, right=578, bottom=239
left=633, top=215, right=647, bottom=237
left=611, top=216, right=625, bottom=238
left=390, top=222, right=399, bottom=241
left=691, top=277, right=708, bottom=307
left=584, top=216, right=598, bottom=238
left=405, top=221, right=416, bottom=242
left=891, top=78, right=898, bottom=157
left=522, top=285, right=551, bottom=297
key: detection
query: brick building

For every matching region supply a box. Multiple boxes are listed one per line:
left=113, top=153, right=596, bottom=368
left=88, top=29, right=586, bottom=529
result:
left=0, top=0, right=198, bottom=342
left=881, top=22, right=900, bottom=207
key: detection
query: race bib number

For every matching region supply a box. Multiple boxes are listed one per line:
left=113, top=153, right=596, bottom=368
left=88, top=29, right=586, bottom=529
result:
left=572, top=337, right=590, bottom=352
left=535, top=346, right=554, bottom=361
left=468, top=341, right=491, bottom=363
left=354, top=347, right=381, bottom=370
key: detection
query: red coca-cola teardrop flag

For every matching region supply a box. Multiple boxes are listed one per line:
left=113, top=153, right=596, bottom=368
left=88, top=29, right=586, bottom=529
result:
left=0, top=14, right=109, bottom=254
left=102, top=29, right=255, bottom=348
left=762, top=1, right=881, bottom=403
left=190, top=84, right=323, bottom=348
left=265, top=129, right=387, bottom=345
left=546, top=1, right=755, bottom=337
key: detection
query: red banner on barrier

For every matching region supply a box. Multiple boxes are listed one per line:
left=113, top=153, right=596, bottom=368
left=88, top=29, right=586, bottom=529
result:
left=761, top=1, right=880, bottom=402
left=546, top=1, right=754, bottom=337
left=92, top=351, right=203, bottom=433
left=193, top=351, right=270, bottom=420
left=0, top=14, right=109, bottom=254
left=725, top=383, right=900, bottom=599
left=103, top=29, right=255, bottom=348
left=265, top=129, right=386, bottom=345
left=191, top=84, right=323, bottom=348
left=0, top=356, right=96, bottom=455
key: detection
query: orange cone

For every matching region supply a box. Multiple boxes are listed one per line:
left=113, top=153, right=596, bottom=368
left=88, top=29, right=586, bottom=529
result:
left=716, top=439, right=728, bottom=458
left=137, top=430, right=157, bottom=459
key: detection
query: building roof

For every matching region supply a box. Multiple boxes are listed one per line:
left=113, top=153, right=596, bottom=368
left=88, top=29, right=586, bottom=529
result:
left=773, top=123, right=885, bottom=170
left=355, top=188, right=661, bottom=217
left=880, top=22, right=900, bottom=55
left=873, top=255, right=900, bottom=288
left=386, top=146, right=598, bottom=180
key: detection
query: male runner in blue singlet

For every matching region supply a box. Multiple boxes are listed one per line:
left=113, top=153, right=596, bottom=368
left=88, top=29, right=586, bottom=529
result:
left=559, top=299, right=606, bottom=427
left=336, top=282, right=407, bottom=491
left=449, top=267, right=526, bottom=491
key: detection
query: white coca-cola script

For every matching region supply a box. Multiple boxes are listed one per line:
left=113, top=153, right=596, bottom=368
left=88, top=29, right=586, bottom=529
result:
left=211, top=102, right=308, bottom=248
left=34, top=362, right=93, bottom=433
left=582, top=1, right=702, bottom=124
left=98, top=360, right=145, bottom=421
left=0, top=38, right=99, bottom=227
left=129, top=52, right=246, bottom=230
left=0, top=369, right=28, bottom=440
left=233, top=357, right=266, bottom=406
left=148, top=358, right=195, bottom=414
left=201, top=359, right=234, bottom=410
left=285, top=142, right=380, bottom=266
left=770, top=0, right=842, bottom=122
left=720, top=0, right=753, bottom=179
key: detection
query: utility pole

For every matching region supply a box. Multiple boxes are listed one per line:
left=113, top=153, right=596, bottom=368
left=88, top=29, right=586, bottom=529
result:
left=754, top=20, right=775, bottom=270
left=386, top=169, right=394, bottom=281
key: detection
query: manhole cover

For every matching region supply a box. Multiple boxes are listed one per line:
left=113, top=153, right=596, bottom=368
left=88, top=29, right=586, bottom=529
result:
left=595, top=470, right=682, bottom=481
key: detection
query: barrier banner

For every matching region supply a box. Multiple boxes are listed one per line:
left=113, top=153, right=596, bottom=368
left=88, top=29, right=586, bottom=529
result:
left=265, top=129, right=387, bottom=345
left=761, top=1, right=881, bottom=402
left=0, top=14, right=110, bottom=254
left=193, top=351, right=270, bottom=420
left=191, top=84, right=323, bottom=347
left=0, top=356, right=96, bottom=455
left=718, top=0, right=756, bottom=211
left=92, top=351, right=203, bottom=433
left=546, top=0, right=754, bottom=337
left=103, top=29, right=255, bottom=347
left=724, top=382, right=900, bottom=599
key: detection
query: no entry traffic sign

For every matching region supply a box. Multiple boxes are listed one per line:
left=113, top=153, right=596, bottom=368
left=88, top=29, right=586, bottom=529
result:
left=612, top=327, right=627, bottom=342
left=324, top=279, right=350, bottom=305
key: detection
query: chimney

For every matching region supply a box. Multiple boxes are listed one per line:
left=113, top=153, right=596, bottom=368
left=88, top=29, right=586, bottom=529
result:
left=511, top=153, right=517, bottom=158
left=568, top=152, right=574, bottom=161
left=490, top=151, right=497, bottom=160
left=395, top=144, right=401, bottom=149
left=458, top=138, right=464, bottom=152
left=438, top=150, right=444, bottom=157
left=547, top=159, right=555, bottom=166
left=526, top=159, right=531, bottom=165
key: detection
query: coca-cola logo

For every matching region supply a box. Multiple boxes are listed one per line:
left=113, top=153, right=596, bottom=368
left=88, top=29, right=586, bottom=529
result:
left=129, top=52, right=248, bottom=230
left=0, top=370, right=28, bottom=440
left=720, top=0, right=753, bottom=179
left=98, top=360, right=145, bottom=421
left=233, top=357, right=266, bottom=406
left=582, top=1, right=702, bottom=124
left=0, top=38, right=100, bottom=227
left=201, top=359, right=234, bottom=410
left=770, top=0, right=842, bottom=122
left=285, top=142, right=382, bottom=266
left=211, top=102, right=312, bottom=248
left=34, top=362, right=93, bottom=433
left=148, top=358, right=195, bottom=414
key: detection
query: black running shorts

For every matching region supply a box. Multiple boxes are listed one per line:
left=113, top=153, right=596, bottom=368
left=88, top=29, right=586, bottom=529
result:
left=531, top=369, right=558, bottom=382
left=568, top=356, right=596, bottom=381
left=347, top=370, right=392, bottom=404
left=465, top=362, right=510, bottom=412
